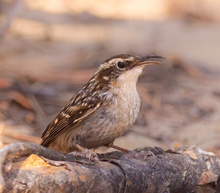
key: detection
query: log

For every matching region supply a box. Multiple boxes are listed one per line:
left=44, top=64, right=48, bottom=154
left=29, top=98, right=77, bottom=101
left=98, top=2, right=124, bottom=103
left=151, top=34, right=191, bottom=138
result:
left=0, top=142, right=219, bottom=193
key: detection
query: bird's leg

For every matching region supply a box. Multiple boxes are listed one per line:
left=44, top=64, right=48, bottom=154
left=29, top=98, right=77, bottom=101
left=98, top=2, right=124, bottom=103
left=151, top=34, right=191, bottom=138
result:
left=107, top=143, right=130, bottom=153
left=73, top=144, right=99, bottom=161
left=108, top=144, right=156, bottom=161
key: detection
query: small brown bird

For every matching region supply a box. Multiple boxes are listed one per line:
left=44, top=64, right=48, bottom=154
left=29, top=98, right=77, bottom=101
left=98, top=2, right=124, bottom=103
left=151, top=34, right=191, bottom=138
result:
left=41, top=54, right=164, bottom=154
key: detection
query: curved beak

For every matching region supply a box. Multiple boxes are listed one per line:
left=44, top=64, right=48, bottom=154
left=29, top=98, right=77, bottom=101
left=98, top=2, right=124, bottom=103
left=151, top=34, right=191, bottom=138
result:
left=131, top=55, right=165, bottom=68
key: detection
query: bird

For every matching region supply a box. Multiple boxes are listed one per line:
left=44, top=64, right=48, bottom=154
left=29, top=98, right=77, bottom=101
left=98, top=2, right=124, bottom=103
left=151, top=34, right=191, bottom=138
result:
left=41, top=54, right=164, bottom=154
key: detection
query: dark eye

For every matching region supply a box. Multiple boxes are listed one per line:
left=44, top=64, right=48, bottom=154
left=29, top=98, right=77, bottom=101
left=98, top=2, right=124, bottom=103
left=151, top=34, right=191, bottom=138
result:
left=116, top=61, right=125, bottom=69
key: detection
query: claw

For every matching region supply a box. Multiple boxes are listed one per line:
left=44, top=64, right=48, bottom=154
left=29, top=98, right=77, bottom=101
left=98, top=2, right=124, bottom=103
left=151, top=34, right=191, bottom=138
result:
left=81, top=148, right=99, bottom=161
left=74, top=144, right=99, bottom=162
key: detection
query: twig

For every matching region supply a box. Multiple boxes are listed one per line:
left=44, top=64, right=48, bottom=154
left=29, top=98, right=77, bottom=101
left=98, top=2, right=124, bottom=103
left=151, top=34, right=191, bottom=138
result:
left=0, top=0, right=24, bottom=37
left=172, top=57, right=206, bottom=79
left=2, top=131, right=41, bottom=144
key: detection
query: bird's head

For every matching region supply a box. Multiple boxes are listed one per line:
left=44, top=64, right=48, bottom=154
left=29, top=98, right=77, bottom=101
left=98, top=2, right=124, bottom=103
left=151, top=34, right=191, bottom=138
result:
left=93, top=54, right=164, bottom=88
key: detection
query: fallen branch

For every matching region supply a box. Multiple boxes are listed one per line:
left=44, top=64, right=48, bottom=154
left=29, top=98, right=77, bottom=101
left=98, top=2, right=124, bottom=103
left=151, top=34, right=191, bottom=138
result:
left=0, top=142, right=219, bottom=193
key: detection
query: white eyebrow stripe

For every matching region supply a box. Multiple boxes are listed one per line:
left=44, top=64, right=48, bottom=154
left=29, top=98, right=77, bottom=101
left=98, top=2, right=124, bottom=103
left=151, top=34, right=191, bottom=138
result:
left=108, top=57, right=135, bottom=64
left=95, top=56, right=136, bottom=74
left=125, top=57, right=135, bottom=62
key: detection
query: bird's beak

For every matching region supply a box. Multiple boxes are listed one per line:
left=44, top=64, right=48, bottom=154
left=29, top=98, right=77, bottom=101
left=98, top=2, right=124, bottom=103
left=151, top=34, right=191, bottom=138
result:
left=131, top=55, right=165, bottom=69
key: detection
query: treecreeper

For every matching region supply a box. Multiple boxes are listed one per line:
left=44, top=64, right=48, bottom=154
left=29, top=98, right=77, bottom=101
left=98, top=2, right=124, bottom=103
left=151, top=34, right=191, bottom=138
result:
left=41, top=54, right=164, bottom=154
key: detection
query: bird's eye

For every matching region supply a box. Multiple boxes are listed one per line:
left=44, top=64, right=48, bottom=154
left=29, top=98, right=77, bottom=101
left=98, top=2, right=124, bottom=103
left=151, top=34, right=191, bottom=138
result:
left=116, top=61, right=125, bottom=69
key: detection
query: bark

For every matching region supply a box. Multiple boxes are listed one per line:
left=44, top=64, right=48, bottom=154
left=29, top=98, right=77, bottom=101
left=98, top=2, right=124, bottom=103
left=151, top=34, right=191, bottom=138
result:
left=0, top=142, right=220, bottom=193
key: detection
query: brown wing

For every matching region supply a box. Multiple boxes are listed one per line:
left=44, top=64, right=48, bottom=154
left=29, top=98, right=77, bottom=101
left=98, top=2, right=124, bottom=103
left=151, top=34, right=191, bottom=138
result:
left=41, top=92, right=102, bottom=147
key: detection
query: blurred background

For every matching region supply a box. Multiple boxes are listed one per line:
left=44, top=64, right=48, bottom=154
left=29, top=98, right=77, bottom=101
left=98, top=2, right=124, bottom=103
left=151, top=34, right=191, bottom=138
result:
left=0, top=0, right=220, bottom=154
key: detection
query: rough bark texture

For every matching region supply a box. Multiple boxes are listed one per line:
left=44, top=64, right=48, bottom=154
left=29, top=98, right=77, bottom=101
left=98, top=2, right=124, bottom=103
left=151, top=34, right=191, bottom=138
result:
left=0, top=142, right=220, bottom=193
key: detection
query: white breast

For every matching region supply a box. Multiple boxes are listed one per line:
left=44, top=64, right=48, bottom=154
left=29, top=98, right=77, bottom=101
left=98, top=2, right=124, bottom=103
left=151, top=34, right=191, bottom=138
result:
left=114, top=80, right=141, bottom=128
left=114, top=66, right=143, bottom=126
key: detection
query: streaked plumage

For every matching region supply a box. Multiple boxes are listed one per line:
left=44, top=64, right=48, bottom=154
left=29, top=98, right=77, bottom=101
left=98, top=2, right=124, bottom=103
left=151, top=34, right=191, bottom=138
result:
left=41, top=54, right=164, bottom=153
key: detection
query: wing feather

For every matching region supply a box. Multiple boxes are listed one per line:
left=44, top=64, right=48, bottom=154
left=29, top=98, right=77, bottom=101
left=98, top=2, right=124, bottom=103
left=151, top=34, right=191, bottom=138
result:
left=41, top=94, right=102, bottom=147
left=41, top=74, right=112, bottom=147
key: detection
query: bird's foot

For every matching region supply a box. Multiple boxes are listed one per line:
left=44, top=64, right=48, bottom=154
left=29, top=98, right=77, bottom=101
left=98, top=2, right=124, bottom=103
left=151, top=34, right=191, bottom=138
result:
left=81, top=148, right=99, bottom=161
left=74, top=144, right=99, bottom=162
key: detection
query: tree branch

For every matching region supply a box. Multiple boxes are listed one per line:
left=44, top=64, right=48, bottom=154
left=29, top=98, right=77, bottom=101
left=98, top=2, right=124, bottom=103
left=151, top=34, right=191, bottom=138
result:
left=0, top=142, right=219, bottom=193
